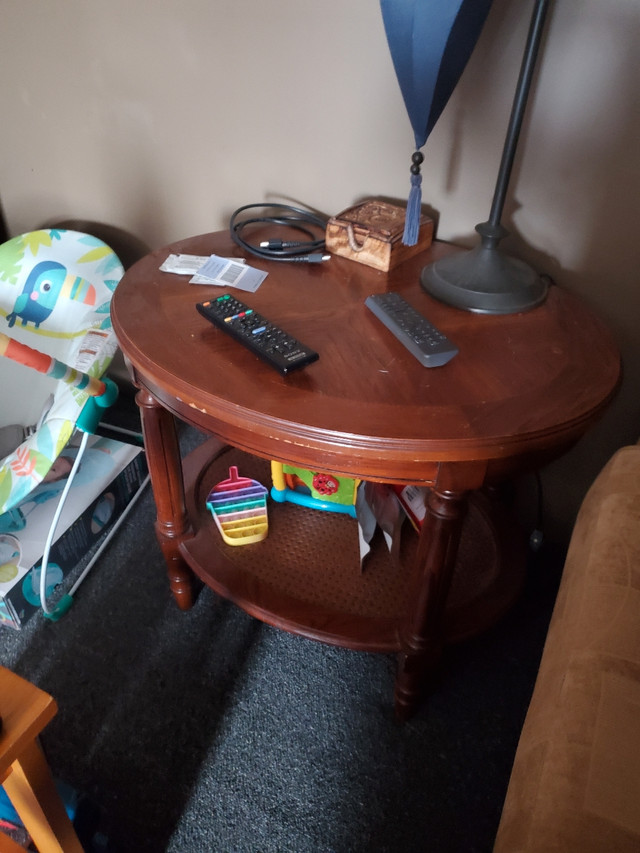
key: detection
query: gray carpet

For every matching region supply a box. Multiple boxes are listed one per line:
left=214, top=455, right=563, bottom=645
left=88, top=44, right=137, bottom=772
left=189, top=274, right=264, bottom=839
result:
left=0, top=424, right=563, bottom=853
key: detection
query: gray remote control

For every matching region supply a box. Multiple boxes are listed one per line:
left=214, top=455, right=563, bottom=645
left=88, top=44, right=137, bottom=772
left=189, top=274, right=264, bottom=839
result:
left=365, top=292, right=458, bottom=367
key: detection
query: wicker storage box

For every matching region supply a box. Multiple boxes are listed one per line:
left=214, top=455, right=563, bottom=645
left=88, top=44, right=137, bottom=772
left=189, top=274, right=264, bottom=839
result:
left=325, top=199, right=434, bottom=271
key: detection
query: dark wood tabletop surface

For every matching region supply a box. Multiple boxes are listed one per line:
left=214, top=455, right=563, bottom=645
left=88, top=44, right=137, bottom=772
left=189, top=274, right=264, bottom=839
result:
left=112, top=230, right=621, bottom=486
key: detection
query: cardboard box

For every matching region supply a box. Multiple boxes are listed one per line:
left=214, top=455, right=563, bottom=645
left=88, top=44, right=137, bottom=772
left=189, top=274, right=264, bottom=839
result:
left=0, top=436, right=147, bottom=629
left=391, top=483, right=428, bottom=531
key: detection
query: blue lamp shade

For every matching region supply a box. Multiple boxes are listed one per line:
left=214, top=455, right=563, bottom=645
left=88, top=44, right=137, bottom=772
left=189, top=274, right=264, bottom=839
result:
left=380, top=0, right=494, bottom=244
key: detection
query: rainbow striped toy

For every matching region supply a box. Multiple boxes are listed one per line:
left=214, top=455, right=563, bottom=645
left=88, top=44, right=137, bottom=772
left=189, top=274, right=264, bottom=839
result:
left=206, top=466, right=269, bottom=546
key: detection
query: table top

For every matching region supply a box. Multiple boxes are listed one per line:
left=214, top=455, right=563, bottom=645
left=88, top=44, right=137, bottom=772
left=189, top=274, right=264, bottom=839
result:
left=111, top=230, right=621, bottom=485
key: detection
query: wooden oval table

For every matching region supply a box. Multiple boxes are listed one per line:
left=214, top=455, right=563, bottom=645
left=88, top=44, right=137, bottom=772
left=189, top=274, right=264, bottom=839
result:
left=111, top=230, right=621, bottom=719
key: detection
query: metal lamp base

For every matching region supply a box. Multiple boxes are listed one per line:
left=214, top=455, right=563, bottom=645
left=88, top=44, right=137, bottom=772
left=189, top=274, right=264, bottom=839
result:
left=420, top=242, right=548, bottom=315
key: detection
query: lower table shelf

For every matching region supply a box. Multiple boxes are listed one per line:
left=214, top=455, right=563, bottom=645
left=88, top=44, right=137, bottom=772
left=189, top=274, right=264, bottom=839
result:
left=180, top=439, right=525, bottom=653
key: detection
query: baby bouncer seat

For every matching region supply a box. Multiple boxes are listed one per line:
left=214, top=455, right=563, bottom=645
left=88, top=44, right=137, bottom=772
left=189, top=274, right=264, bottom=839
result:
left=0, top=228, right=125, bottom=618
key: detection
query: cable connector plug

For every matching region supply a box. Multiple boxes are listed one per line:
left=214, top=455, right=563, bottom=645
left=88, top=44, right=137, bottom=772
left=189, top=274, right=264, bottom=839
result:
left=305, top=253, right=331, bottom=263
left=283, top=253, right=331, bottom=263
left=259, top=239, right=307, bottom=250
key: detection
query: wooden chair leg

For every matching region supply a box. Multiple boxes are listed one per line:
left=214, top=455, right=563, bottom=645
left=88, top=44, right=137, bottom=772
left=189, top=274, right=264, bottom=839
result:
left=2, top=739, right=83, bottom=853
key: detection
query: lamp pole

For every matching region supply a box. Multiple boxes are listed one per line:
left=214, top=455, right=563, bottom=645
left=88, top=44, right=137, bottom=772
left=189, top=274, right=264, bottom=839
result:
left=421, top=0, right=552, bottom=314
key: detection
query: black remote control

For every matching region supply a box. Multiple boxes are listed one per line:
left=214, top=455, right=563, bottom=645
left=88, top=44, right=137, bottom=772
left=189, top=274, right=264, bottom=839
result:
left=365, top=292, right=458, bottom=367
left=196, top=293, right=319, bottom=375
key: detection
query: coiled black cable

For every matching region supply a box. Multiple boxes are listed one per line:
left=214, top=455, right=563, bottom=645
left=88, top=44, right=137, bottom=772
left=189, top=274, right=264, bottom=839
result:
left=229, top=203, right=330, bottom=263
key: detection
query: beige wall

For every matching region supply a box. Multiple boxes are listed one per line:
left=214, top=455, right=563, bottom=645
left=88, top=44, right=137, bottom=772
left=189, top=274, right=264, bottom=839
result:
left=2, top=0, right=639, bottom=541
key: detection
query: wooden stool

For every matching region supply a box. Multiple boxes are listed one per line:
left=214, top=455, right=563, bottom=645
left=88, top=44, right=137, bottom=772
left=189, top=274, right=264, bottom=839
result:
left=0, top=667, right=83, bottom=853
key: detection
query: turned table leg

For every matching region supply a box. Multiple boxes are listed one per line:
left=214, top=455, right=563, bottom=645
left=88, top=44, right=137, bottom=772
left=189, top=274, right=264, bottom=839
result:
left=395, top=486, right=469, bottom=719
left=136, top=389, right=194, bottom=610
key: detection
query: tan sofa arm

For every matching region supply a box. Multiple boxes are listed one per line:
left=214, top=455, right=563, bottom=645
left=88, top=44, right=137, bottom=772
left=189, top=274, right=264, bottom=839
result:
left=493, top=444, right=640, bottom=852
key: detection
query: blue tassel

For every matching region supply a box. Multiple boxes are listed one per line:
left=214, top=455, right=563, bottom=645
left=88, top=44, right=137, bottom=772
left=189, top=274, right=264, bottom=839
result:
left=403, top=171, right=422, bottom=246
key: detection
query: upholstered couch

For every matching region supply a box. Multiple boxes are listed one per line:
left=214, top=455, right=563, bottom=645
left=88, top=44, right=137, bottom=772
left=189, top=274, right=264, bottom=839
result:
left=494, top=442, right=640, bottom=852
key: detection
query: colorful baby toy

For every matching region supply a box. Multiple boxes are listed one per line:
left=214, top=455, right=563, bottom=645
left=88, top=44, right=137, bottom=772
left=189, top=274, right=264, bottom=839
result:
left=270, top=461, right=359, bottom=517
left=206, top=466, right=269, bottom=546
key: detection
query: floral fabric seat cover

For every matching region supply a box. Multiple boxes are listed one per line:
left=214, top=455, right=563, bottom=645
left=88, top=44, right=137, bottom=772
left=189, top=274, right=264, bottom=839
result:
left=0, top=229, right=123, bottom=515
